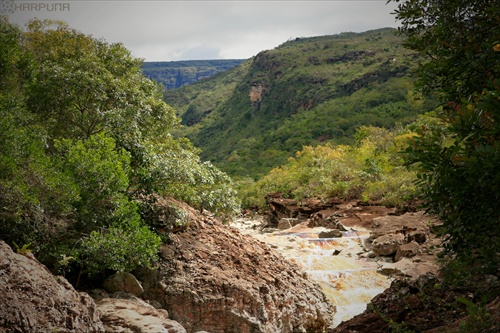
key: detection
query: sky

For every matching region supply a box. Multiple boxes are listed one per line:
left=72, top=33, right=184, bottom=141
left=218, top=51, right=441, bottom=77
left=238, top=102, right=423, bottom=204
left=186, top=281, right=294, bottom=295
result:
left=3, top=0, right=400, bottom=62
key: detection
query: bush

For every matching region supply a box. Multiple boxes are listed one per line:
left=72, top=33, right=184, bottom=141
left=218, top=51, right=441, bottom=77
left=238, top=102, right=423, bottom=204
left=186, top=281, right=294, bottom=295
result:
left=250, top=125, right=419, bottom=208
left=0, top=18, right=241, bottom=280
left=78, top=222, right=161, bottom=276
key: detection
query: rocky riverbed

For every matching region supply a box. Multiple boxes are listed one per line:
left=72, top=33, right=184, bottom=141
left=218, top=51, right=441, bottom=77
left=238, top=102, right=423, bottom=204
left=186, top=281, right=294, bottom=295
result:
left=1, top=197, right=448, bottom=332
left=233, top=200, right=442, bottom=327
left=233, top=217, right=390, bottom=327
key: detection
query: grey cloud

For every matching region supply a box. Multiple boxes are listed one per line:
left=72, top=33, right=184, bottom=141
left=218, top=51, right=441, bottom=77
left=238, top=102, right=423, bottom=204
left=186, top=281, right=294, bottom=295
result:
left=4, top=1, right=399, bottom=61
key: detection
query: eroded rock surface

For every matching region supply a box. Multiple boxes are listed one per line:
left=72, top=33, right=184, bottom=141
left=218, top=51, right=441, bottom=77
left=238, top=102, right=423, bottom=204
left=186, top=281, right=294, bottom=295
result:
left=0, top=241, right=104, bottom=333
left=97, top=296, right=186, bottom=333
left=330, top=273, right=500, bottom=333
left=136, top=200, right=336, bottom=333
left=242, top=199, right=444, bottom=327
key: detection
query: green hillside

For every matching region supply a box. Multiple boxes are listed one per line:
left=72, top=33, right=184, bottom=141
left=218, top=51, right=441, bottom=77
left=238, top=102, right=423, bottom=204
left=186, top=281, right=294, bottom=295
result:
left=142, top=59, right=244, bottom=90
left=165, top=28, right=435, bottom=178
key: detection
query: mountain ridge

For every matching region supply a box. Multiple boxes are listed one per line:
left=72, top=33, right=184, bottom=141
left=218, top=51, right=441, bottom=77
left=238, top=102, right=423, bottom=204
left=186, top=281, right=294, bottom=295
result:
left=165, top=28, right=435, bottom=178
left=142, top=59, right=245, bottom=90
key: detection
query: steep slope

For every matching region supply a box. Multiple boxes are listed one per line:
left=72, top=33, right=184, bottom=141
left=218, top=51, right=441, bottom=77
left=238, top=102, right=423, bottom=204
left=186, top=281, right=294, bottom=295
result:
left=142, top=59, right=244, bottom=90
left=136, top=198, right=336, bottom=333
left=165, top=28, right=435, bottom=178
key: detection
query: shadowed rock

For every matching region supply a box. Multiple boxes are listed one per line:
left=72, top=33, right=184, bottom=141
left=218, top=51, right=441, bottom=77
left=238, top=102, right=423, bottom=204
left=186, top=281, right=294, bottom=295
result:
left=0, top=241, right=104, bottom=333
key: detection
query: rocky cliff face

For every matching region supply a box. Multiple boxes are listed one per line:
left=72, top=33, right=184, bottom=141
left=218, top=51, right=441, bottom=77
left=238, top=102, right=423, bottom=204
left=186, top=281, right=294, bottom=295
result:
left=135, top=200, right=336, bottom=333
left=142, top=60, right=244, bottom=90
left=0, top=198, right=335, bottom=333
left=0, top=241, right=104, bottom=333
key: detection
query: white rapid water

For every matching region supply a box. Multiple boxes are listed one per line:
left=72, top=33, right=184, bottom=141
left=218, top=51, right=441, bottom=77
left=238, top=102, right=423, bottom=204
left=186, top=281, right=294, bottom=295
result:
left=233, top=217, right=391, bottom=327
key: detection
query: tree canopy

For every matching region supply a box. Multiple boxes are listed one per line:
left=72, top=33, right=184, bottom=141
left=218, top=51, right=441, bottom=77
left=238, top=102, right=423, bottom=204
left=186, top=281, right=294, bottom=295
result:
left=0, top=17, right=239, bottom=280
left=390, top=0, right=500, bottom=269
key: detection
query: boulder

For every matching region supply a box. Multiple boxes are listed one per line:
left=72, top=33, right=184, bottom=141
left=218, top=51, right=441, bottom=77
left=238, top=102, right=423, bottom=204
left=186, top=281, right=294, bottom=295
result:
left=319, top=229, right=343, bottom=238
left=135, top=200, right=336, bottom=333
left=331, top=273, right=500, bottom=333
left=309, top=210, right=347, bottom=230
left=103, top=272, right=144, bottom=296
left=0, top=241, right=104, bottom=332
left=395, top=241, right=420, bottom=262
left=368, top=211, right=436, bottom=257
left=371, top=233, right=406, bottom=256
left=97, top=296, right=186, bottom=333
left=266, top=195, right=338, bottom=226
left=370, top=211, right=432, bottom=243
left=277, top=217, right=300, bottom=230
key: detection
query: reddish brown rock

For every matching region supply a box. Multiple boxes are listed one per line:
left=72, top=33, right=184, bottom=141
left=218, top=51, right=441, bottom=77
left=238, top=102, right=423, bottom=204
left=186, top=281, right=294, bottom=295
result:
left=97, top=296, right=186, bottom=333
left=309, top=210, right=348, bottom=230
left=277, top=217, right=301, bottom=230
left=136, top=200, right=336, bottom=333
left=0, top=241, right=104, bottom=333
left=370, top=211, right=432, bottom=242
left=394, top=241, right=420, bottom=262
left=266, top=195, right=339, bottom=226
left=371, top=233, right=406, bottom=256
left=330, top=273, right=500, bottom=333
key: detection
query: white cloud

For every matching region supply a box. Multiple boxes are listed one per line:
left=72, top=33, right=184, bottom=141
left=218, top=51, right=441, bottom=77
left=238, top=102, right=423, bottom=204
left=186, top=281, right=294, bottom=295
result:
left=4, top=0, right=399, bottom=61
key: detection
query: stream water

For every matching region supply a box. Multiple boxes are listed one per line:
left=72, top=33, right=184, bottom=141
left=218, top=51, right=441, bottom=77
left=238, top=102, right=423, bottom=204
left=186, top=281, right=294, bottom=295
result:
left=233, top=217, right=391, bottom=327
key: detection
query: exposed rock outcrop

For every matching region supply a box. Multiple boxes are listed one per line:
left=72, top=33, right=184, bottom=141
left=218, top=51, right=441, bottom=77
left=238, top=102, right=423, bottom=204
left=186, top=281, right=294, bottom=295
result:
left=135, top=200, right=336, bottom=333
left=370, top=211, right=432, bottom=242
left=266, top=195, right=339, bottom=226
left=308, top=211, right=348, bottom=230
left=371, top=233, right=406, bottom=256
left=97, top=295, right=187, bottom=333
left=0, top=241, right=104, bottom=333
left=366, top=211, right=438, bottom=260
left=330, top=273, right=500, bottom=333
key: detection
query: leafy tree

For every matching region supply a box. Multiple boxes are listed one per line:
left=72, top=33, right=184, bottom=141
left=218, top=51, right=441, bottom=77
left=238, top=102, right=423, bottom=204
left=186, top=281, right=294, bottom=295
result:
left=54, top=134, right=132, bottom=229
left=24, top=19, right=177, bottom=145
left=250, top=125, right=418, bottom=208
left=0, top=18, right=78, bottom=253
left=137, top=136, right=240, bottom=215
left=22, top=19, right=239, bottom=215
left=78, top=218, right=161, bottom=276
left=0, top=18, right=240, bottom=279
left=391, top=0, right=500, bottom=267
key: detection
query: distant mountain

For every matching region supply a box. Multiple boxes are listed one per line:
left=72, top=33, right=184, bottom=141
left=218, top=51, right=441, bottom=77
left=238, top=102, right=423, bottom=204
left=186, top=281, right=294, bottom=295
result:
left=165, top=28, right=435, bottom=178
left=142, top=59, right=245, bottom=90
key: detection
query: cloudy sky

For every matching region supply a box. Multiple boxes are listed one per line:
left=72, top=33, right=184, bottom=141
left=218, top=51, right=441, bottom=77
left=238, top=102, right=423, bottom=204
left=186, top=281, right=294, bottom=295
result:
left=4, top=0, right=400, bottom=61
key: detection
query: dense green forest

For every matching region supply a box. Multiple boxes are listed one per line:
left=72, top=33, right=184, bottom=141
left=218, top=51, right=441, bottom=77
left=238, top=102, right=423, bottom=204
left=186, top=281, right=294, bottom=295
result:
left=0, top=17, right=239, bottom=282
left=1, top=2, right=498, bottom=325
left=390, top=0, right=500, bottom=273
left=142, top=59, right=244, bottom=90
left=242, top=118, right=438, bottom=209
left=165, top=28, right=436, bottom=179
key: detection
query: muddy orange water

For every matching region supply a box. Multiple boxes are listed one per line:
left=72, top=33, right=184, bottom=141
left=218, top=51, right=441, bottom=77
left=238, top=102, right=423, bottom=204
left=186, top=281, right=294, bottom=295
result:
left=233, top=218, right=391, bottom=327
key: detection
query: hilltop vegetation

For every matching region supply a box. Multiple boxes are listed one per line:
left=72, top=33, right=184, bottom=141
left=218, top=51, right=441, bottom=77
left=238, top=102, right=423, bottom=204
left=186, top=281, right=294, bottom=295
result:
left=166, top=28, right=436, bottom=178
left=142, top=59, right=244, bottom=90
